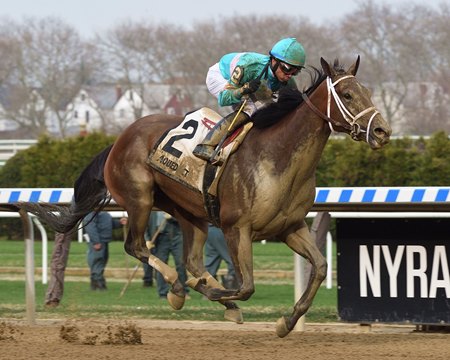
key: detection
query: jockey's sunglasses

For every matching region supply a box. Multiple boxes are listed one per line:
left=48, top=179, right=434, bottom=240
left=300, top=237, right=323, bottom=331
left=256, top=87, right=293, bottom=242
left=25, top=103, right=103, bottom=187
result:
left=279, top=61, right=303, bottom=76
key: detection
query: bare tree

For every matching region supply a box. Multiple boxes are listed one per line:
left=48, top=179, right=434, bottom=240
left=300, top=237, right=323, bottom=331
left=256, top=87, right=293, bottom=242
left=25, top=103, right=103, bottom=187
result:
left=0, top=19, right=50, bottom=135
left=0, top=19, right=20, bottom=88
left=217, top=14, right=337, bottom=89
left=171, top=15, right=339, bottom=101
left=405, top=83, right=450, bottom=135
left=422, top=2, right=450, bottom=134
left=0, top=17, right=99, bottom=137
left=386, top=2, right=449, bottom=134
left=1, top=4, right=448, bottom=138
left=338, top=1, right=407, bottom=126
left=97, top=21, right=188, bottom=124
left=337, top=0, right=450, bottom=135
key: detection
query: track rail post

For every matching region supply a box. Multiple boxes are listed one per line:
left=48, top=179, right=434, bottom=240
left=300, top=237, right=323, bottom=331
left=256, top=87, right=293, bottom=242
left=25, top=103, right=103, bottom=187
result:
left=19, top=209, right=35, bottom=325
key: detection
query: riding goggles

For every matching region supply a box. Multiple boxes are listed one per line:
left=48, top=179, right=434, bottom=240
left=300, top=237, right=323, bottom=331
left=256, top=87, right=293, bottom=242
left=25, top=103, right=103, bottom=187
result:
left=279, top=61, right=303, bottom=76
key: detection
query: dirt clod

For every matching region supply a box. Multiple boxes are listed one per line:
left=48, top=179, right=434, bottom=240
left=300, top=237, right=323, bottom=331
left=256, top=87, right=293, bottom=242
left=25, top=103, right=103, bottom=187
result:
left=0, top=321, right=22, bottom=341
left=59, top=321, right=142, bottom=345
left=60, top=324, right=80, bottom=343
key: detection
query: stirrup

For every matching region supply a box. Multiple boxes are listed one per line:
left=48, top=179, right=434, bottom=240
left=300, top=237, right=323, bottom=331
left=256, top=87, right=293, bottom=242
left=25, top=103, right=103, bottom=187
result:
left=193, top=144, right=223, bottom=166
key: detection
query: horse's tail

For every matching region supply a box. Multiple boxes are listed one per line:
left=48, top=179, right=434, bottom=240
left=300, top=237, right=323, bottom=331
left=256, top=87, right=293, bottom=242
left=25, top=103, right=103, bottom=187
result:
left=17, top=145, right=114, bottom=233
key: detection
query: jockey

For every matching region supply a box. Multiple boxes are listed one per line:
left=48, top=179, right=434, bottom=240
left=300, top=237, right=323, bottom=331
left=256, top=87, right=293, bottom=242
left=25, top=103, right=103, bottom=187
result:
left=193, top=37, right=306, bottom=163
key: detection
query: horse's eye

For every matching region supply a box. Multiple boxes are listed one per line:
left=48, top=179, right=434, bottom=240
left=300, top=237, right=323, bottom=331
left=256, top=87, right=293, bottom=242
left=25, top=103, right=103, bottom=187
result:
left=343, top=93, right=352, bottom=100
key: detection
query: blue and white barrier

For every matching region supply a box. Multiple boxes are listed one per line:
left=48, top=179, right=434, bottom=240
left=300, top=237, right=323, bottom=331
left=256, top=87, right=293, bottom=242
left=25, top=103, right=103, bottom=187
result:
left=315, top=186, right=449, bottom=204
left=0, top=187, right=449, bottom=208
left=0, top=188, right=73, bottom=203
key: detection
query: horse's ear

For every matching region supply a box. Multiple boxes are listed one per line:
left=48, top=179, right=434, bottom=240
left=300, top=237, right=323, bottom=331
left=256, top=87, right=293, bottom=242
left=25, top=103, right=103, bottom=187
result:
left=348, top=55, right=360, bottom=76
left=321, top=57, right=335, bottom=77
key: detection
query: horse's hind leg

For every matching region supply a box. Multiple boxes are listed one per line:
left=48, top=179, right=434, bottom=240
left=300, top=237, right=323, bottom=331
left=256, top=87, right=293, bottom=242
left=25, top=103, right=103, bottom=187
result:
left=125, top=212, right=187, bottom=310
left=124, top=194, right=187, bottom=310
left=105, top=136, right=186, bottom=309
left=276, top=223, right=327, bottom=338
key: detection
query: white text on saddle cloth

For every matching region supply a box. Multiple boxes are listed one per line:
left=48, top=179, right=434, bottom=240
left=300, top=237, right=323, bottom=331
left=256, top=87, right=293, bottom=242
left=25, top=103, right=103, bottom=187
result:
left=149, top=107, right=224, bottom=192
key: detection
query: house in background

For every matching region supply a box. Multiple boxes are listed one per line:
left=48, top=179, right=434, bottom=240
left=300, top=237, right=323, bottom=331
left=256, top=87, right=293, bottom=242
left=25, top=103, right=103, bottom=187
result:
left=0, top=82, right=218, bottom=139
left=64, top=85, right=151, bottom=135
left=65, top=84, right=202, bottom=135
left=64, top=88, right=103, bottom=136
left=112, top=88, right=151, bottom=130
left=0, top=87, right=55, bottom=137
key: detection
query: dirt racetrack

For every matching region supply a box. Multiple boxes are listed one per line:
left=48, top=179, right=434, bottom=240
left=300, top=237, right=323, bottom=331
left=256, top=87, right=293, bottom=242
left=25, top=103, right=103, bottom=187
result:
left=1, top=319, right=449, bottom=360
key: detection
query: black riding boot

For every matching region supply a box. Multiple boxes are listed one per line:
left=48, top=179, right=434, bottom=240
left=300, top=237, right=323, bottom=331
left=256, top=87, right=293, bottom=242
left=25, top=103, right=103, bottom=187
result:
left=193, top=111, right=249, bottom=162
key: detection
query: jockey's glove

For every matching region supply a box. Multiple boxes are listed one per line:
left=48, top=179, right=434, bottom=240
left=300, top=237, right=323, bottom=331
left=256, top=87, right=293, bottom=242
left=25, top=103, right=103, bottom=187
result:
left=241, top=79, right=261, bottom=95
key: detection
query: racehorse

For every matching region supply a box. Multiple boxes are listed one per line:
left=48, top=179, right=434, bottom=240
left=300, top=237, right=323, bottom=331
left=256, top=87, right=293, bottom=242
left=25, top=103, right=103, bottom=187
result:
left=19, top=57, right=391, bottom=337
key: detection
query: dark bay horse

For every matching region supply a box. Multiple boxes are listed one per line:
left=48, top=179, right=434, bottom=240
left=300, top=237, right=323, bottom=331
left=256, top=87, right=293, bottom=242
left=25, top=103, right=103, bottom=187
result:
left=20, top=57, right=391, bottom=337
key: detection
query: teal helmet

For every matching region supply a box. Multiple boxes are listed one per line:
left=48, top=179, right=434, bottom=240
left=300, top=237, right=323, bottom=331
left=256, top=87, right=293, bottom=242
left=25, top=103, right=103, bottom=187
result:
left=269, top=38, right=306, bottom=67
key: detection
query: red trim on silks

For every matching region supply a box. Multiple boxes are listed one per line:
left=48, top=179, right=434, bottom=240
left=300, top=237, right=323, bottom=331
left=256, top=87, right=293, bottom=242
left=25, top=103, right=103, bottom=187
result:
left=222, top=127, right=244, bottom=148
left=201, top=117, right=217, bottom=131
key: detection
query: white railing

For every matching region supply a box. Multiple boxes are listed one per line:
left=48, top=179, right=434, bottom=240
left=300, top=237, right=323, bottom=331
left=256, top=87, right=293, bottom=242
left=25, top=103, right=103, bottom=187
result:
left=0, top=139, right=37, bottom=167
left=0, top=210, right=124, bottom=285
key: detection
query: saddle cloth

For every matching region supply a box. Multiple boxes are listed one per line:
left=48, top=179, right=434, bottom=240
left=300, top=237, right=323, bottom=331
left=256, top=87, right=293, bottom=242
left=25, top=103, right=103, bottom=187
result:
left=148, top=107, right=250, bottom=194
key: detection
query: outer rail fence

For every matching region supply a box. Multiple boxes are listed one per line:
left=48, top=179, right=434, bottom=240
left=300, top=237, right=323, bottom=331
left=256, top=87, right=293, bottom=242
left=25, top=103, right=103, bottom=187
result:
left=0, top=139, right=38, bottom=167
left=1, top=186, right=449, bottom=211
left=0, top=186, right=449, bottom=326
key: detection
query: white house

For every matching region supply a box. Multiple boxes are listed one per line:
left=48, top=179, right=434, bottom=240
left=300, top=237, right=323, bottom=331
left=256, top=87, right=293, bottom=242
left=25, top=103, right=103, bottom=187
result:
left=112, top=88, right=151, bottom=130
left=64, top=89, right=103, bottom=135
left=0, top=82, right=218, bottom=138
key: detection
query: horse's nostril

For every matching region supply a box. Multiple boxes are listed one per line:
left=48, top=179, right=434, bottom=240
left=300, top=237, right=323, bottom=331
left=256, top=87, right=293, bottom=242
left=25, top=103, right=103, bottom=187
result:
left=374, top=128, right=389, bottom=138
left=373, top=128, right=391, bottom=145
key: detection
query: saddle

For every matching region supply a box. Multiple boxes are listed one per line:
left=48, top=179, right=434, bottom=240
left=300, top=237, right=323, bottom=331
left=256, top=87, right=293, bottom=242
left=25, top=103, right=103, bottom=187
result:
left=147, top=107, right=253, bottom=225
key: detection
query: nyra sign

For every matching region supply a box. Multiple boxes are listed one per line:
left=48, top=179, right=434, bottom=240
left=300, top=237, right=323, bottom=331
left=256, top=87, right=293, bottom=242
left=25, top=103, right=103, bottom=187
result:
left=337, top=218, right=450, bottom=324
left=359, top=245, right=450, bottom=299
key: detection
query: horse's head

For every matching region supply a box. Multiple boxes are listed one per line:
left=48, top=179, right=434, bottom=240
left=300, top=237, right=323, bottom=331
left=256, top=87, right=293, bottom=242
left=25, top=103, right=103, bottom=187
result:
left=320, top=56, right=392, bottom=149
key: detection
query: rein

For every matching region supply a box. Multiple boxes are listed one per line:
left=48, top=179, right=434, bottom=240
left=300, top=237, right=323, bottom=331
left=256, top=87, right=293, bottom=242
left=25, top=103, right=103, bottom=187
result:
left=302, top=75, right=379, bottom=142
left=301, top=93, right=351, bottom=131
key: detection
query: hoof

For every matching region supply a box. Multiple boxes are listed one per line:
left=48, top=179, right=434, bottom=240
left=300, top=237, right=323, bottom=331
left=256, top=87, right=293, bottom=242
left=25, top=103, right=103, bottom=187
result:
left=275, top=316, right=291, bottom=338
left=167, top=291, right=185, bottom=310
left=224, top=308, right=244, bottom=324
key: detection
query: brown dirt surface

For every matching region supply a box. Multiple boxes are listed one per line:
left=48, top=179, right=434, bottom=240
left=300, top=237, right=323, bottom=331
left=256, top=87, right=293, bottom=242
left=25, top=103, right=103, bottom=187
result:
left=0, top=319, right=449, bottom=360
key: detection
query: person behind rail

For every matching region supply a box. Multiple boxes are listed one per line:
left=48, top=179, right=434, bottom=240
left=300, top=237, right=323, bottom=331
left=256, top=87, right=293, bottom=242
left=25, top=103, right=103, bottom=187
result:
left=142, top=212, right=159, bottom=288
left=44, top=231, right=74, bottom=307
left=83, top=212, right=127, bottom=291
left=205, top=225, right=238, bottom=289
left=145, top=211, right=190, bottom=299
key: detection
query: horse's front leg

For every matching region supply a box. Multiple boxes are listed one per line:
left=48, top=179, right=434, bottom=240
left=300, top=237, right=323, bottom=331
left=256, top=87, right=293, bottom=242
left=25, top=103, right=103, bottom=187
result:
left=183, top=224, right=243, bottom=324
left=276, top=222, right=327, bottom=338
left=205, top=226, right=255, bottom=302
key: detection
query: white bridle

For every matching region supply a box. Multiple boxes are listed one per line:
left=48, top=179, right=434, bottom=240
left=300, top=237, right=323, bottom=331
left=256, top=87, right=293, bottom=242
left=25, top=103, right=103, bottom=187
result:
left=326, top=75, right=379, bottom=143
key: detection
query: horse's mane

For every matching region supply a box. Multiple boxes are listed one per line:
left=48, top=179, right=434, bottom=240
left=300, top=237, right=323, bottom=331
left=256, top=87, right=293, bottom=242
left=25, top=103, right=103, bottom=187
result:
left=252, top=60, right=344, bottom=129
